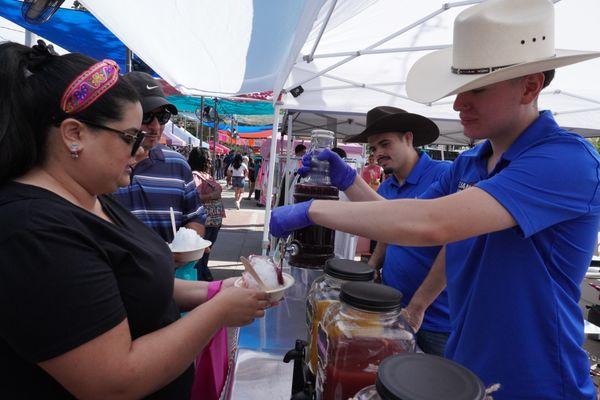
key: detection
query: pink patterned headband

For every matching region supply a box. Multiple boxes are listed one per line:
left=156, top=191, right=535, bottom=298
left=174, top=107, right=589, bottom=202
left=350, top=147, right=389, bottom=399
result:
left=60, top=59, right=120, bottom=114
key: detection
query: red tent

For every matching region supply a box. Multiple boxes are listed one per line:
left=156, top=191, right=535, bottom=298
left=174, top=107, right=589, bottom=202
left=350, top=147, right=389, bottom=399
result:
left=209, top=141, right=231, bottom=155
left=238, top=129, right=272, bottom=139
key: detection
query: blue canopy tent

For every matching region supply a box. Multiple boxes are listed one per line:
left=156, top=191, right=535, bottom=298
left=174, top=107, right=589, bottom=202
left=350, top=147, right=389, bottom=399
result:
left=169, top=96, right=274, bottom=116
left=168, top=96, right=275, bottom=134
left=0, top=0, right=129, bottom=70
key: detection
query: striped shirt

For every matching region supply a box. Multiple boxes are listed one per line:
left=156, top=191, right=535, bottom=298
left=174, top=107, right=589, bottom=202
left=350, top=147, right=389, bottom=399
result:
left=113, top=146, right=206, bottom=242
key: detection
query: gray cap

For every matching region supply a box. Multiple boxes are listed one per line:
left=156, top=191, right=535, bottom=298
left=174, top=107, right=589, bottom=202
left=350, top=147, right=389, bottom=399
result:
left=122, top=71, right=178, bottom=115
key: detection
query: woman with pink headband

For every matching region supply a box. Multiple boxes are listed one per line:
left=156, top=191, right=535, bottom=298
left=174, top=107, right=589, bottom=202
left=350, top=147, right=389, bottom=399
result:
left=0, top=41, right=269, bottom=399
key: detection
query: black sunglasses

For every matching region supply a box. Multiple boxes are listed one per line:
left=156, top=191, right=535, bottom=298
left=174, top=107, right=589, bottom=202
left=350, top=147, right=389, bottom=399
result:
left=79, top=120, right=147, bottom=156
left=142, top=109, right=171, bottom=125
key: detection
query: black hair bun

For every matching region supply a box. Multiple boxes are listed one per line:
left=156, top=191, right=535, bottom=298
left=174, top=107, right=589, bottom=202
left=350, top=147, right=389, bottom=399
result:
left=26, top=39, right=58, bottom=73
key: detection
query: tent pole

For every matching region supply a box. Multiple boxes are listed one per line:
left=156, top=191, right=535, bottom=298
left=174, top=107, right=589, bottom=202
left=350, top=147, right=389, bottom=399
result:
left=304, top=0, right=338, bottom=63
left=213, top=116, right=218, bottom=161
left=284, top=114, right=294, bottom=205
left=125, top=48, right=133, bottom=73
left=294, top=66, right=411, bottom=99
left=262, top=104, right=281, bottom=255
left=24, top=30, right=34, bottom=47
left=553, top=106, right=600, bottom=116
left=199, top=96, right=205, bottom=144
left=306, top=44, right=449, bottom=60
left=213, top=98, right=218, bottom=163
left=554, top=90, right=600, bottom=105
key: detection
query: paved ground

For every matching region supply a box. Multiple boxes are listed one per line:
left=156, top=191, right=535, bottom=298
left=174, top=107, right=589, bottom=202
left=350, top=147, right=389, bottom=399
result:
left=207, top=181, right=265, bottom=280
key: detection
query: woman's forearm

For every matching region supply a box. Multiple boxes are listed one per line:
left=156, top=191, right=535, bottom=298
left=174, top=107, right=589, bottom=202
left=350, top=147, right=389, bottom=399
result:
left=173, top=278, right=209, bottom=311
left=121, top=300, right=225, bottom=397
left=40, top=298, right=225, bottom=400
left=41, top=287, right=266, bottom=400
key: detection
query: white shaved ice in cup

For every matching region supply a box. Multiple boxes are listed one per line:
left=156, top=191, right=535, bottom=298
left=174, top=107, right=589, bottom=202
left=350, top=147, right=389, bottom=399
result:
left=170, top=227, right=206, bottom=252
left=242, top=255, right=282, bottom=290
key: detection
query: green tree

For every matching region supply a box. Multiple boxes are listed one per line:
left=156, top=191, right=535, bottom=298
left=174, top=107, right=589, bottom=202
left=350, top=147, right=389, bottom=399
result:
left=588, top=138, right=600, bottom=154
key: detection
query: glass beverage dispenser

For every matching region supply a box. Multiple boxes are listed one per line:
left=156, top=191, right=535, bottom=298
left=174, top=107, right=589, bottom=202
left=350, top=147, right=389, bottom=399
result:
left=306, top=259, right=375, bottom=374
left=287, top=129, right=339, bottom=268
left=315, top=282, right=416, bottom=400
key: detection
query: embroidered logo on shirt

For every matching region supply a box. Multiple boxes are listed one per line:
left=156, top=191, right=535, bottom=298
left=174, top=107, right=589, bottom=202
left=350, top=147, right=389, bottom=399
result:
left=457, top=181, right=474, bottom=191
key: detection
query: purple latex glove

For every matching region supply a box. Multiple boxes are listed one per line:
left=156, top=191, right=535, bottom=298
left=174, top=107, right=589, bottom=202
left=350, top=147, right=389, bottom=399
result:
left=269, top=199, right=314, bottom=238
left=297, top=148, right=357, bottom=191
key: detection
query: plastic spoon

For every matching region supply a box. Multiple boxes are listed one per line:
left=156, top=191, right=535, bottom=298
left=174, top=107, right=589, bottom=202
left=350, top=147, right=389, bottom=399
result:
left=276, top=240, right=285, bottom=285
left=169, top=207, right=177, bottom=239
left=240, top=256, right=268, bottom=291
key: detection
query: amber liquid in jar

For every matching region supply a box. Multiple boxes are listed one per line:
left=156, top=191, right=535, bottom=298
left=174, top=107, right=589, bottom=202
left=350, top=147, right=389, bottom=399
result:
left=289, top=183, right=339, bottom=268
left=308, top=300, right=335, bottom=373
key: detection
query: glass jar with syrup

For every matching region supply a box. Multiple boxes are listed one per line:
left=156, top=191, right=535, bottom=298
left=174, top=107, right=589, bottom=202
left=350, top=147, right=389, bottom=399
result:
left=288, top=129, right=339, bottom=268
left=306, top=259, right=375, bottom=374
left=315, top=282, right=416, bottom=400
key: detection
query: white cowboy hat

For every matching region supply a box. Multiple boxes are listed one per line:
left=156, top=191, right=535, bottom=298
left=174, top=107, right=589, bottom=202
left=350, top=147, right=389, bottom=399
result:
left=406, top=0, right=600, bottom=104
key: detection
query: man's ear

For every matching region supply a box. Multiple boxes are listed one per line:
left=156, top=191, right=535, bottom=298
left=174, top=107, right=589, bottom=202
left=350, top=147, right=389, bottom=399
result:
left=404, top=131, right=414, bottom=146
left=521, top=72, right=545, bottom=105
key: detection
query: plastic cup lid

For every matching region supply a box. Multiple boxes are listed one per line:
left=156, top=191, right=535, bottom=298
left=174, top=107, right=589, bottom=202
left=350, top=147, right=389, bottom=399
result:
left=375, top=354, right=486, bottom=400
left=325, top=259, right=374, bottom=281
left=339, top=282, right=402, bottom=312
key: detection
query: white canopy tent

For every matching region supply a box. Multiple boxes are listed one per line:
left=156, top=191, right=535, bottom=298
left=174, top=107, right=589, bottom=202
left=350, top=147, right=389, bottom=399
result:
left=163, top=121, right=209, bottom=148
left=81, top=0, right=600, bottom=252
left=281, top=0, right=600, bottom=136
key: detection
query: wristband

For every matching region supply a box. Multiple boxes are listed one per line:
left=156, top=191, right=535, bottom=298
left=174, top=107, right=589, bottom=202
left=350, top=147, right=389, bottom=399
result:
left=207, top=280, right=223, bottom=300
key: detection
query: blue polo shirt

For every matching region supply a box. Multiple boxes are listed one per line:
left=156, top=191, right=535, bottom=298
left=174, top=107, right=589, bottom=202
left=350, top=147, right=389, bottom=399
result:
left=379, top=152, right=452, bottom=333
left=113, top=146, right=206, bottom=242
left=421, top=111, right=600, bottom=400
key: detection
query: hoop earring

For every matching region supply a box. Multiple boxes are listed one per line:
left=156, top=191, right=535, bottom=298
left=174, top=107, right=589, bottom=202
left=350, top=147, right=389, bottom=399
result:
left=70, top=143, right=79, bottom=159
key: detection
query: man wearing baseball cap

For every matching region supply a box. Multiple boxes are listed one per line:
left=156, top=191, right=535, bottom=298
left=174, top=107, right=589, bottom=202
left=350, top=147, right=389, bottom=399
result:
left=269, top=0, right=600, bottom=398
left=113, top=72, right=207, bottom=275
left=347, top=106, right=452, bottom=356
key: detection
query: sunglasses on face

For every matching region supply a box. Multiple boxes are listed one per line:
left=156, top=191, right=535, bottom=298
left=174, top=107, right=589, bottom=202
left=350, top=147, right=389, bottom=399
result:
left=142, top=109, right=171, bottom=125
left=78, top=120, right=147, bottom=156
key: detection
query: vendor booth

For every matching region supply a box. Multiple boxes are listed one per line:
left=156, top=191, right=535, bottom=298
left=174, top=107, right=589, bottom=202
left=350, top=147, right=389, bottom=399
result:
left=8, top=1, right=600, bottom=398
left=74, top=1, right=600, bottom=398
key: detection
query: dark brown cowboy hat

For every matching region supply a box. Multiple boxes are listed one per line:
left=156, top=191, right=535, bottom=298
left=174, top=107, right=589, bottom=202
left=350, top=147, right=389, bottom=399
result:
left=346, top=106, right=439, bottom=146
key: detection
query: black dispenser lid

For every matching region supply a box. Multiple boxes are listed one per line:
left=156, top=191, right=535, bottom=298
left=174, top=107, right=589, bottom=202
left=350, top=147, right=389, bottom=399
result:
left=375, top=354, right=486, bottom=400
left=324, top=259, right=374, bottom=281
left=339, top=282, right=402, bottom=312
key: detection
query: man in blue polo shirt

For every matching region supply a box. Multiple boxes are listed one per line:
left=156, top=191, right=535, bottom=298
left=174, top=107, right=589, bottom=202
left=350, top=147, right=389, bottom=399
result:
left=114, top=72, right=207, bottom=274
left=269, top=1, right=600, bottom=398
left=346, top=106, right=451, bottom=356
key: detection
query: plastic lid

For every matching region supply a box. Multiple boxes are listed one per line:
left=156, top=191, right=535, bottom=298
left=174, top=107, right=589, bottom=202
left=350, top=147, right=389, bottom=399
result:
left=325, top=259, right=375, bottom=282
left=375, top=354, right=486, bottom=400
left=339, top=282, right=402, bottom=312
